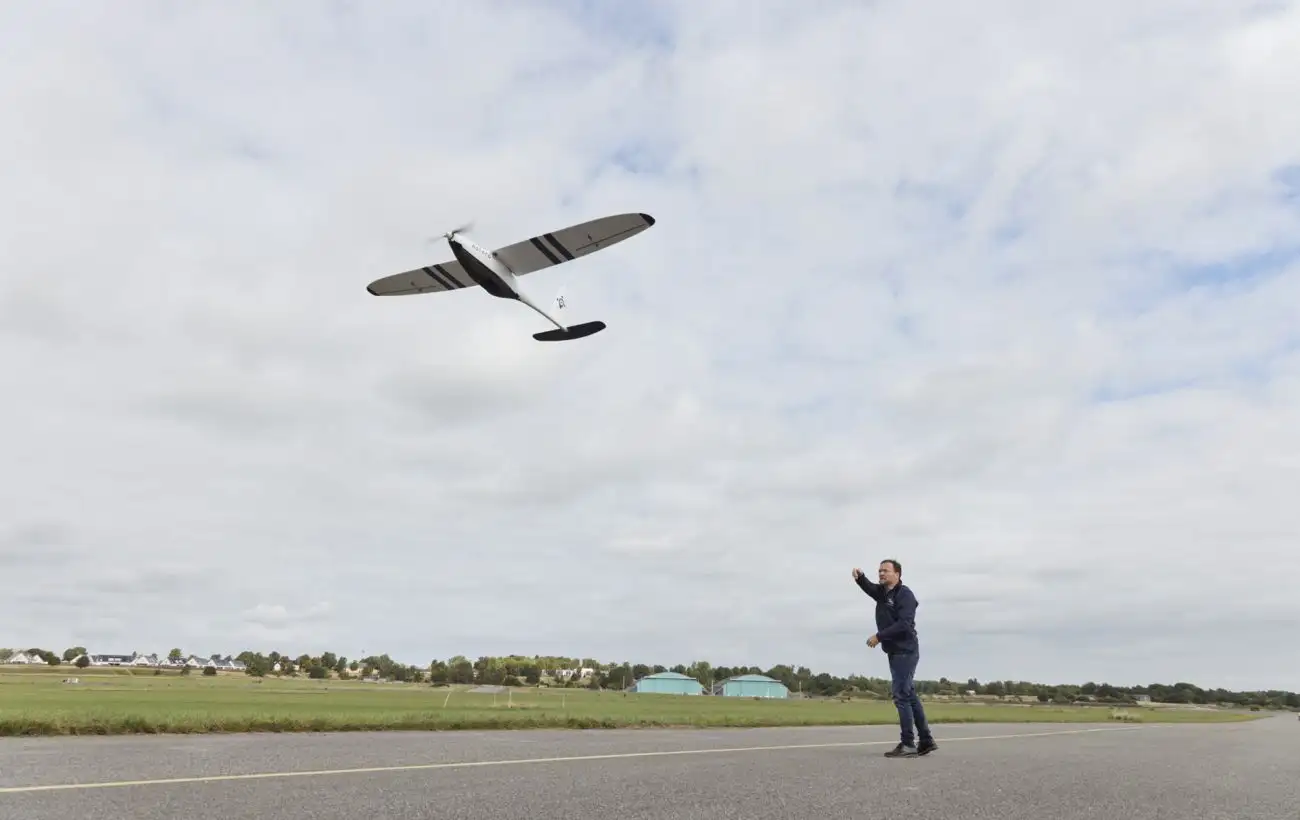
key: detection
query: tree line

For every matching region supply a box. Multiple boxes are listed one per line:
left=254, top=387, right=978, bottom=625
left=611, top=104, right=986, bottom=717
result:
left=6, top=646, right=1295, bottom=710
left=233, top=650, right=1300, bottom=710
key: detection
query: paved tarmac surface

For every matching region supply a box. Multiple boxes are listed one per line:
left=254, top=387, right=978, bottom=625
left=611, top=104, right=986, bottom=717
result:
left=1, top=717, right=1296, bottom=818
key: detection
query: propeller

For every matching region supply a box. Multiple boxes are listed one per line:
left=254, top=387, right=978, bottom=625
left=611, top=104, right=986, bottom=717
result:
left=424, top=220, right=476, bottom=246
left=442, top=220, right=475, bottom=239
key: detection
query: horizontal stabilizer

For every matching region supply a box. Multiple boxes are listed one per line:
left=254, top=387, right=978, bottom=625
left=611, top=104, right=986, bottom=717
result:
left=533, top=320, right=606, bottom=342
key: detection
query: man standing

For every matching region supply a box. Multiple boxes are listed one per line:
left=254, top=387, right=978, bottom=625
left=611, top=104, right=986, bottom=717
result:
left=853, top=560, right=937, bottom=757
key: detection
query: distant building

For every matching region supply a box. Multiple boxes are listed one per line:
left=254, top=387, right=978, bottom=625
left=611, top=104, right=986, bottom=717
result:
left=631, top=671, right=704, bottom=695
left=716, top=674, right=789, bottom=699
left=62, top=652, right=246, bottom=672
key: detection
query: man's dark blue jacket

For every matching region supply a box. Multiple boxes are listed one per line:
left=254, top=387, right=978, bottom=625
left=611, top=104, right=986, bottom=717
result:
left=855, top=575, right=920, bottom=654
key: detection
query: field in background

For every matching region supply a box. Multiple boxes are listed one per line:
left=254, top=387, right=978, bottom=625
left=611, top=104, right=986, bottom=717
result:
left=0, top=666, right=1265, bottom=736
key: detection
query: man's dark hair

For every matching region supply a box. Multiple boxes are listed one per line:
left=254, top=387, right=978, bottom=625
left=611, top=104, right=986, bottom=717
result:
left=881, top=559, right=901, bottom=575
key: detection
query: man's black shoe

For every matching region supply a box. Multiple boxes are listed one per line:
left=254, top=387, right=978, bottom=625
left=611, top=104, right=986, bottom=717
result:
left=884, top=743, right=918, bottom=757
left=917, top=738, right=938, bottom=755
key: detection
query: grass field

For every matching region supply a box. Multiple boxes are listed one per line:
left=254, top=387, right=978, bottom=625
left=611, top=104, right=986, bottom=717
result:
left=0, top=667, right=1265, bottom=737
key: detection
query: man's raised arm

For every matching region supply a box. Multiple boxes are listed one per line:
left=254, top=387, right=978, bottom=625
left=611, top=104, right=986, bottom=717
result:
left=852, top=567, right=883, bottom=600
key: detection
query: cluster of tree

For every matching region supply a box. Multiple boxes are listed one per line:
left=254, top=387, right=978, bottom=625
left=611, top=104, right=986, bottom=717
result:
left=6, top=647, right=1295, bottom=710
left=231, top=650, right=433, bottom=683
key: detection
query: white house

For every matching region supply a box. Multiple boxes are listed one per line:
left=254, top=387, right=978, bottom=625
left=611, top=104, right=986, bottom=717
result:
left=65, top=653, right=140, bottom=667
left=59, top=651, right=245, bottom=672
left=552, top=667, right=595, bottom=680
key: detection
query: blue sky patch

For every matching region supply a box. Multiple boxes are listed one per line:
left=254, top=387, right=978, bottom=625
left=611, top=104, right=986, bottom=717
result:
left=1273, top=164, right=1300, bottom=204
left=606, top=139, right=672, bottom=175
left=1102, top=241, right=1299, bottom=318
left=1090, top=376, right=1204, bottom=404
left=542, top=0, right=675, bottom=50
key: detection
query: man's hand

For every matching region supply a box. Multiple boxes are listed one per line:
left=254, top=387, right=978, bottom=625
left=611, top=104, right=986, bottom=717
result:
left=866, top=634, right=880, bottom=648
left=852, top=568, right=863, bottom=580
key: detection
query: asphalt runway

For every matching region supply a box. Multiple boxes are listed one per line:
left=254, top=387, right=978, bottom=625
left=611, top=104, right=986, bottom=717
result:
left=1, top=717, right=1296, bottom=819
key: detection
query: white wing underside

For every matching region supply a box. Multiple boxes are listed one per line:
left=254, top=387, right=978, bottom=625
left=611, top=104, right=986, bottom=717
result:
left=366, top=212, right=655, bottom=296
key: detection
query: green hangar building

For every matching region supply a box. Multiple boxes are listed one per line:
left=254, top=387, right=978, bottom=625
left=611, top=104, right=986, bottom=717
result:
left=631, top=671, right=704, bottom=695
left=716, top=674, right=789, bottom=698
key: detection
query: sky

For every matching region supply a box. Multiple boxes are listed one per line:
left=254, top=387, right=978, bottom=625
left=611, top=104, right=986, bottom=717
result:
left=2, top=0, right=1298, bottom=693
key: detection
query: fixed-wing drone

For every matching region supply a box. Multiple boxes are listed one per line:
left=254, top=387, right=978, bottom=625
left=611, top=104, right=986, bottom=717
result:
left=365, top=212, right=656, bottom=341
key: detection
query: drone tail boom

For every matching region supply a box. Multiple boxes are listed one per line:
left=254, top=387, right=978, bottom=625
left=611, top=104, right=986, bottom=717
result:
left=533, top=320, right=606, bottom=342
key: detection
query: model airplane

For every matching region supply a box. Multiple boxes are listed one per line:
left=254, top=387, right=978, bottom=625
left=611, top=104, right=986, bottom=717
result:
left=365, top=212, right=656, bottom=341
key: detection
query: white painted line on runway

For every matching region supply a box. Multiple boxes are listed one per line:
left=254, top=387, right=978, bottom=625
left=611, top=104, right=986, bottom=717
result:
left=0, top=725, right=1149, bottom=794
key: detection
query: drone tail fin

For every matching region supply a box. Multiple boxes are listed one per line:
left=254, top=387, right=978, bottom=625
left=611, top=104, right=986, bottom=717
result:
left=529, top=284, right=606, bottom=340
left=533, top=320, right=605, bottom=341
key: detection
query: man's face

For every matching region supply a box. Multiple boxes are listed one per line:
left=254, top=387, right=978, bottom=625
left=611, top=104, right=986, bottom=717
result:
left=878, top=562, right=899, bottom=585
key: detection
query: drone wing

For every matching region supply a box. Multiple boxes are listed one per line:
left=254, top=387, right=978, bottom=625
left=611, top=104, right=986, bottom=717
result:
left=366, top=259, right=474, bottom=296
left=491, top=212, right=655, bottom=277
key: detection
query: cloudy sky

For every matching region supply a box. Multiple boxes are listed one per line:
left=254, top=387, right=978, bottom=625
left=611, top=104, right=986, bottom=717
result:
left=3, top=0, right=1298, bottom=693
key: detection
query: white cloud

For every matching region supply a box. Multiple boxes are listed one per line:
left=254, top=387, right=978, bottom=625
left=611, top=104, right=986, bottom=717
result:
left=2, top=0, right=1298, bottom=691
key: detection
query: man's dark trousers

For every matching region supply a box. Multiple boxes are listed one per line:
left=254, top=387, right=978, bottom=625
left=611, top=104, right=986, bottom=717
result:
left=887, top=649, right=932, bottom=746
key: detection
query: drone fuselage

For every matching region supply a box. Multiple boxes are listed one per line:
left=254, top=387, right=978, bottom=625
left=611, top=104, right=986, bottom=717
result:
left=447, top=233, right=566, bottom=331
